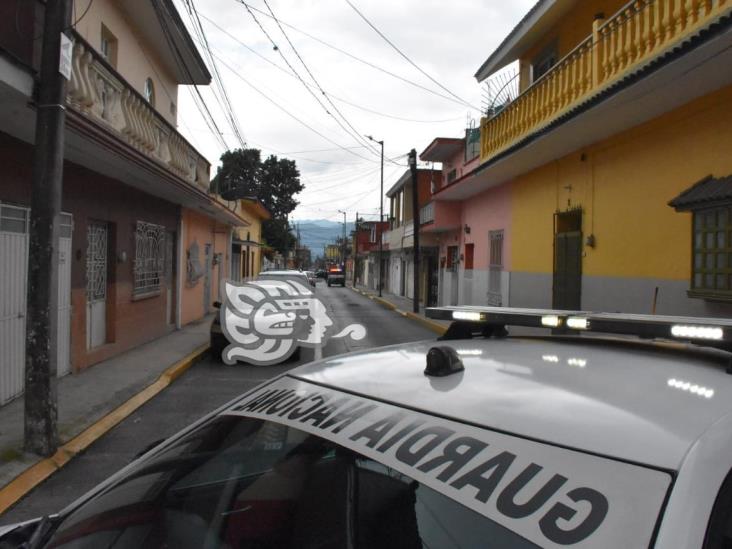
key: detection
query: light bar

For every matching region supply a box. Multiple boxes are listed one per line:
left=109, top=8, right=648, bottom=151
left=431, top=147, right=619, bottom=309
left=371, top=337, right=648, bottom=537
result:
left=670, top=325, right=724, bottom=341
left=541, top=315, right=562, bottom=328
left=452, top=311, right=483, bottom=322
left=567, top=317, right=589, bottom=330
left=425, top=306, right=732, bottom=351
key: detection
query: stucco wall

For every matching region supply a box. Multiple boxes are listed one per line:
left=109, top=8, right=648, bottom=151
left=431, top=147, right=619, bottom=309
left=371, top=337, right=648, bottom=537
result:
left=73, top=0, right=179, bottom=125
left=181, top=209, right=230, bottom=326
left=508, top=83, right=732, bottom=315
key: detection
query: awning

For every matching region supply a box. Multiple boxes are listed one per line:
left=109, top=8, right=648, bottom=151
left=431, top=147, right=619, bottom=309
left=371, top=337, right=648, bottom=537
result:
left=669, top=174, right=732, bottom=211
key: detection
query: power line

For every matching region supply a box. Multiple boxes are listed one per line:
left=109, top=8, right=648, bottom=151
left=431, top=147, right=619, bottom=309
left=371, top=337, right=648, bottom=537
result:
left=210, top=50, right=381, bottom=163
left=344, top=0, right=481, bottom=112
left=225, top=4, right=475, bottom=112
left=151, top=0, right=228, bottom=150
left=238, top=0, right=379, bottom=163
left=182, top=0, right=247, bottom=147
left=261, top=0, right=381, bottom=160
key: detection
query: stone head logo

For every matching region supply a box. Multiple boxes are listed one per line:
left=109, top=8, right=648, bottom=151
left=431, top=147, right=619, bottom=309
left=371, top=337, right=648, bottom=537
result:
left=220, top=278, right=366, bottom=366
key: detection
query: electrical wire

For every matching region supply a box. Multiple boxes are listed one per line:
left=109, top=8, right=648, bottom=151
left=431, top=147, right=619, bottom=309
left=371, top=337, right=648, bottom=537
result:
left=238, top=1, right=378, bottom=163
left=261, top=0, right=382, bottom=160
left=152, top=0, right=228, bottom=151
left=227, top=4, right=475, bottom=112
left=344, top=0, right=481, bottom=112
left=182, top=0, right=247, bottom=148
left=210, top=50, right=381, bottom=163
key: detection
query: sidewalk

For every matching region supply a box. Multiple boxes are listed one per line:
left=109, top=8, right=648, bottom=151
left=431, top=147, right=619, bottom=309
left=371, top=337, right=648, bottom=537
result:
left=351, top=284, right=450, bottom=335
left=0, top=316, right=211, bottom=512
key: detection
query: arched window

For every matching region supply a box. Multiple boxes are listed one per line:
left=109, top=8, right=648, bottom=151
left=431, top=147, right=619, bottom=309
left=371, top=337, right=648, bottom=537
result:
left=144, top=78, right=155, bottom=106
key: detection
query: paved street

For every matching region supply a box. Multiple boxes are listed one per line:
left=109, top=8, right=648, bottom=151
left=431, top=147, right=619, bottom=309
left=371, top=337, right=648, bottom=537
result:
left=0, top=284, right=435, bottom=525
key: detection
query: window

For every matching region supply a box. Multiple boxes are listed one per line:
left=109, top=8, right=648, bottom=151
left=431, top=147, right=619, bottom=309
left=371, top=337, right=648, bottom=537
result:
left=446, top=245, right=458, bottom=272
left=447, top=169, right=457, bottom=184
left=100, top=25, right=118, bottom=68
left=144, top=78, right=155, bottom=106
left=47, top=417, right=537, bottom=549
left=691, top=206, right=731, bottom=298
left=370, top=225, right=376, bottom=243
left=531, top=43, right=557, bottom=83
left=134, top=221, right=165, bottom=297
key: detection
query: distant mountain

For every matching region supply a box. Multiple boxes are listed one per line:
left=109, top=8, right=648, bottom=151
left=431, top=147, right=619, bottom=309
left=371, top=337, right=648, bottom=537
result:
left=292, top=219, right=355, bottom=258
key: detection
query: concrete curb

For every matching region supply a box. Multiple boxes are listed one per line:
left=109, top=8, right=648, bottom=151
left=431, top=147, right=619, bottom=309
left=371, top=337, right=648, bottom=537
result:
left=0, top=343, right=209, bottom=515
left=349, top=286, right=446, bottom=335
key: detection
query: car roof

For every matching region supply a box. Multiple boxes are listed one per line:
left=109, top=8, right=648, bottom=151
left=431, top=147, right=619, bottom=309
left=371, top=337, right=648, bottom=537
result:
left=287, top=336, right=732, bottom=471
left=258, top=270, right=307, bottom=277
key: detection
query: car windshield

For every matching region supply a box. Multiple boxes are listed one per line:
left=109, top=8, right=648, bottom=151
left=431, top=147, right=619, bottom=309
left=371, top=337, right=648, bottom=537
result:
left=44, top=416, right=537, bottom=549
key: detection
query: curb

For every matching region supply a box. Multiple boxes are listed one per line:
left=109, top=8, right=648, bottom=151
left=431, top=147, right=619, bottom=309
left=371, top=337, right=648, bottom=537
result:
left=350, top=286, right=447, bottom=335
left=0, top=343, right=209, bottom=515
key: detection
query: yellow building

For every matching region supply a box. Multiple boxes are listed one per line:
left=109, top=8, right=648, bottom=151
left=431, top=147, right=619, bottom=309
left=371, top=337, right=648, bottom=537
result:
left=465, top=0, right=732, bottom=316
left=230, top=199, right=271, bottom=281
left=325, top=244, right=341, bottom=262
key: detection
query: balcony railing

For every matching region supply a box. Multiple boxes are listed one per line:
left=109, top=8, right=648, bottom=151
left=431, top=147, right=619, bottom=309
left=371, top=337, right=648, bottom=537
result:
left=420, top=202, right=435, bottom=224
left=480, top=0, right=731, bottom=162
left=66, top=32, right=210, bottom=190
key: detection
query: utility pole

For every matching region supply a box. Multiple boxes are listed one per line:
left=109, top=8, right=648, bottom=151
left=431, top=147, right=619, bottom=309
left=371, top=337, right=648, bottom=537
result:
left=353, top=212, right=358, bottom=287
left=25, top=0, right=74, bottom=456
left=283, top=214, right=289, bottom=269
left=337, top=209, right=346, bottom=269
left=409, top=149, right=420, bottom=314
left=366, top=135, right=384, bottom=297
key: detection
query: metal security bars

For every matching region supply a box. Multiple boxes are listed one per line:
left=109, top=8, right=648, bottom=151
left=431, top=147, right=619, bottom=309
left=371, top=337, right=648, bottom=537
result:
left=134, top=221, right=166, bottom=296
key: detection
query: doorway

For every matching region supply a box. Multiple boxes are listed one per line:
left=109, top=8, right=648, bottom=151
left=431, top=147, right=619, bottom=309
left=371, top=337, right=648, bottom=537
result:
left=86, top=221, right=108, bottom=349
left=553, top=210, right=582, bottom=310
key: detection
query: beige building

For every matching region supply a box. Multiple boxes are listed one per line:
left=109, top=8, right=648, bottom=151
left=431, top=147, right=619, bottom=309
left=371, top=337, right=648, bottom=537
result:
left=230, top=199, right=271, bottom=281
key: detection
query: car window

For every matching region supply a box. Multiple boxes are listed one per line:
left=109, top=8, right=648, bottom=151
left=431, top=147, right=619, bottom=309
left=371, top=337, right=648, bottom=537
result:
left=45, top=416, right=537, bottom=549
left=703, top=467, right=732, bottom=548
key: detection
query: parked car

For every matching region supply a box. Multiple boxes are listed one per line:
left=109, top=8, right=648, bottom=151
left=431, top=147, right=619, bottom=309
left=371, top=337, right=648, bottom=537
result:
left=326, top=267, right=345, bottom=287
left=3, top=307, right=732, bottom=548
left=315, top=269, right=327, bottom=279
left=305, top=270, right=317, bottom=287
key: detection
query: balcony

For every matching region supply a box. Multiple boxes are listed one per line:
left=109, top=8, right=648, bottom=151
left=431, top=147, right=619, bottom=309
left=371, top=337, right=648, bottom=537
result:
left=420, top=202, right=435, bottom=225
left=480, top=0, right=732, bottom=163
left=66, top=32, right=210, bottom=191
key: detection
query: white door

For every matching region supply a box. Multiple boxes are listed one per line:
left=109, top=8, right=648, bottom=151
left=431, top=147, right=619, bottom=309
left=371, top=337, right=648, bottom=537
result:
left=57, top=214, right=73, bottom=377
left=86, top=222, right=107, bottom=349
left=0, top=204, right=29, bottom=405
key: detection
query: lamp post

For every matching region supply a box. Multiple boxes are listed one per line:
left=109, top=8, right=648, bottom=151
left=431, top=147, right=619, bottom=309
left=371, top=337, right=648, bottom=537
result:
left=366, top=135, right=384, bottom=296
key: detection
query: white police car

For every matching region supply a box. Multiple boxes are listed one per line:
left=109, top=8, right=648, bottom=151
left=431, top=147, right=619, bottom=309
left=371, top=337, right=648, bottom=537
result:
left=2, top=306, right=732, bottom=548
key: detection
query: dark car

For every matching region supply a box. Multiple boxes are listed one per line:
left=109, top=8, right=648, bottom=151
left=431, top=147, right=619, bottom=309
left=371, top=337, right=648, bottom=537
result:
left=326, top=267, right=345, bottom=287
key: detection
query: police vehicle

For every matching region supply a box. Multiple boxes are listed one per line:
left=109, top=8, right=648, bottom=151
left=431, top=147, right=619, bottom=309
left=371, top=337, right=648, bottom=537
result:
left=2, top=306, right=732, bottom=548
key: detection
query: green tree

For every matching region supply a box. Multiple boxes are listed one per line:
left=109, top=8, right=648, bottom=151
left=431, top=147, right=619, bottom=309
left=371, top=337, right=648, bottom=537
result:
left=211, top=149, right=303, bottom=254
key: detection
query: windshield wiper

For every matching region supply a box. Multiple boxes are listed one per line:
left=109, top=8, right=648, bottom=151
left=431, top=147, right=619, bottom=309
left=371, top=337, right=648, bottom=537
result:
left=19, top=514, right=59, bottom=549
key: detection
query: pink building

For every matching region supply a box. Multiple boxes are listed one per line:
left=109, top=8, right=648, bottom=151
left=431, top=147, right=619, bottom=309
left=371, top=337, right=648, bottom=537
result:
left=420, top=129, right=512, bottom=306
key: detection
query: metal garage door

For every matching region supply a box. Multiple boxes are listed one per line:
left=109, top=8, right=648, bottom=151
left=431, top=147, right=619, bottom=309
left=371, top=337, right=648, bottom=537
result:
left=0, top=206, right=73, bottom=405
left=0, top=204, right=29, bottom=405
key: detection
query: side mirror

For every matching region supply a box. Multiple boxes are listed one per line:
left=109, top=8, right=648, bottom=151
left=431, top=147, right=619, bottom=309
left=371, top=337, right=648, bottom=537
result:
left=213, top=301, right=222, bottom=309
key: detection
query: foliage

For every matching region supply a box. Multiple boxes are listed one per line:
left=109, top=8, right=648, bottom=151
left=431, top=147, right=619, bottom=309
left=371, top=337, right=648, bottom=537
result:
left=211, top=148, right=304, bottom=253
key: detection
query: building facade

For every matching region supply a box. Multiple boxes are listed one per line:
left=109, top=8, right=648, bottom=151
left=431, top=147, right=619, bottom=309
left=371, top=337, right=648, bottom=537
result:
left=435, top=0, right=732, bottom=316
left=0, top=0, right=244, bottom=404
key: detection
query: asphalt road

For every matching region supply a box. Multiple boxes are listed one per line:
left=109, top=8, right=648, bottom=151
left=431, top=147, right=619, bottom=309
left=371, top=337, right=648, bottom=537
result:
left=0, top=283, right=435, bottom=525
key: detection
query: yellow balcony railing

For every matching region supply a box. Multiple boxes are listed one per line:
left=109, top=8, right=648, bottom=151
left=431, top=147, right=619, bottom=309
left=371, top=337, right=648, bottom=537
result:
left=480, top=0, right=731, bottom=162
left=66, top=32, right=210, bottom=191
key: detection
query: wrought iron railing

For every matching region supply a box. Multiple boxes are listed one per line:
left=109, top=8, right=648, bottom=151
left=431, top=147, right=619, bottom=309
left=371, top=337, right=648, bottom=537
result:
left=66, top=31, right=210, bottom=191
left=420, top=202, right=435, bottom=224
left=480, top=0, right=731, bottom=162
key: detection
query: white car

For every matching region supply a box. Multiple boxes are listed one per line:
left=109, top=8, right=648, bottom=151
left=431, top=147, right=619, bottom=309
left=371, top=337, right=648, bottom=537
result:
left=2, top=306, right=732, bottom=548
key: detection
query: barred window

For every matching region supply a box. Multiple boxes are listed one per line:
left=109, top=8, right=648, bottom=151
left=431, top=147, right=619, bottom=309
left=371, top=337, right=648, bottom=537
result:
left=692, top=206, right=731, bottom=298
left=134, top=221, right=165, bottom=296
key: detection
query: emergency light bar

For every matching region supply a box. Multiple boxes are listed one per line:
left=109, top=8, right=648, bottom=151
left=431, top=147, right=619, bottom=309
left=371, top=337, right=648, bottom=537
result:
left=425, top=306, right=732, bottom=349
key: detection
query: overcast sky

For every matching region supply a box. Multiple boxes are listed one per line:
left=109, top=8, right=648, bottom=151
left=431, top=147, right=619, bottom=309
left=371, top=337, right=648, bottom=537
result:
left=173, top=0, right=535, bottom=226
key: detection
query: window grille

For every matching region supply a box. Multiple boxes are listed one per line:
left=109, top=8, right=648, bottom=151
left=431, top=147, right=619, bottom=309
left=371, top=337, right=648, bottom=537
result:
left=134, top=221, right=165, bottom=296
left=0, top=204, right=29, bottom=234
left=692, top=206, right=731, bottom=296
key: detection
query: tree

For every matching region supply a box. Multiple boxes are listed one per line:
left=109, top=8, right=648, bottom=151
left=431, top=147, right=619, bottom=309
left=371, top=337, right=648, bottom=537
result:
left=211, top=149, right=303, bottom=254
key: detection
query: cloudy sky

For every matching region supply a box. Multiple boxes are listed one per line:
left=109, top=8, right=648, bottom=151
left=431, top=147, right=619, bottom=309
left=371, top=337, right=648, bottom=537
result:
left=172, top=0, right=535, bottom=227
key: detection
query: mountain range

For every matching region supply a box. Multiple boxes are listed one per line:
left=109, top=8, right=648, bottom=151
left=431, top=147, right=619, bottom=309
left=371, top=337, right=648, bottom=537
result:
left=291, top=219, right=355, bottom=258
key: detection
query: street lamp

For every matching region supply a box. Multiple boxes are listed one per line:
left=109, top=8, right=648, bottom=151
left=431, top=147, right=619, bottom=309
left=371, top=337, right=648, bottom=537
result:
left=366, top=135, right=384, bottom=296
left=337, top=209, right=346, bottom=268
